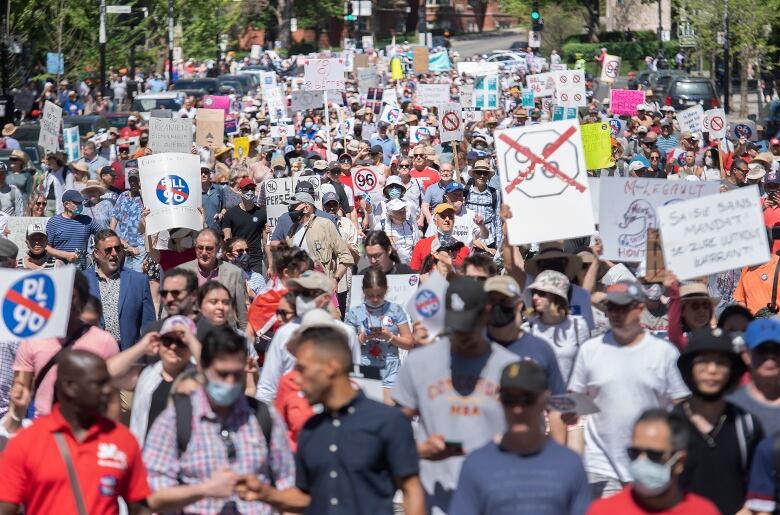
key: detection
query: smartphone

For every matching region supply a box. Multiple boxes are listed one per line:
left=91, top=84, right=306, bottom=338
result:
left=443, top=441, right=464, bottom=454
left=369, top=326, right=382, bottom=334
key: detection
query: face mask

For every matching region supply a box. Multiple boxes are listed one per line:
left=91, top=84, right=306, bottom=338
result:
left=629, top=455, right=676, bottom=496
left=140, top=138, right=149, bottom=145
left=365, top=299, right=385, bottom=308
left=241, top=190, right=254, bottom=202
left=231, top=252, right=249, bottom=270
left=295, top=295, right=319, bottom=316
left=289, top=208, right=305, bottom=224
left=705, top=157, right=713, bottom=167
left=73, top=204, right=83, bottom=215
left=274, top=169, right=286, bottom=178
left=387, top=187, right=403, bottom=199
left=490, top=304, right=516, bottom=328
left=205, top=378, right=243, bottom=407
left=304, top=122, right=313, bottom=129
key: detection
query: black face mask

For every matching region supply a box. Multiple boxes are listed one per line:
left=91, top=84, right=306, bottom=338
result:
left=140, top=138, right=149, bottom=146
left=289, top=208, right=304, bottom=224
left=489, top=304, right=516, bottom=328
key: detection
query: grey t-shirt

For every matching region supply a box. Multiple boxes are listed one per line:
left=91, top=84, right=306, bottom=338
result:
left=728, top=385, right=780, bottom=436
left=391, top=338, right=518, bottom=515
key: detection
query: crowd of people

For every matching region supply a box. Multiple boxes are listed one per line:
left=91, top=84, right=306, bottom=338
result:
left=0, top=43, right=778, bottom=515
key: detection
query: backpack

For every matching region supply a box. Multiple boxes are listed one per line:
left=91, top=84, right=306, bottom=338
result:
left=172, top=393, right=275, bottom=483
left=734, top=405, right=760, bottom=472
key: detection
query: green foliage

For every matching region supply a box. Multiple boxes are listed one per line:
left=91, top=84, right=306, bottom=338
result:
left=561, top=41, right=681, bottom=70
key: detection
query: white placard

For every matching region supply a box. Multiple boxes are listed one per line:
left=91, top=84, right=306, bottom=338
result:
left=38, top=100, right=62, bottom=153
left=350, top=274, right=420, bottom=310
left=462, top=108, right=484, bottom=123
left=381, top=88, right=399, bottom=107
left=336, top=118, right=355, bottom=138
left=290, top=90, right=324, bottom=112
left=438, top=103, right=464, bottom=143
left=250, top=45, right=262, bottom=60
left=0, top=266, right=75, bottom=341
left=677, top=105, right=704, bottom=134
left=148, top=118, right=193, bottom=154
left=658, top=185, right=769, bottom=281
left=63, top=127, right=80, bottom=163
left=263, top=176, right=323, bottom=231
left=405, top=270, right=447, bottom=340
left=456, top=62, right=500, bottom=76
left=555, top=70, right=587, bottom=107
left=139, top=153, right=203, bottom=235
left=409, top=125, right=437, bottom=143
left=600, top=55, right=621, bottom=84
left=7, top=217, right=48, bottom=259
left=352, top=166, right=382, bottom=196
left=303, top=58, right=346, bottom=91
left=526, top=72, right=556, bottom=98
left=380, top=105, right=402, bottom=126
left=417, top=84, right=450, bottom=106
left=495, top=120, right=595, bottom=244
left=357, top=66, right=378, bottom=94
left=459, top=84, right=474, bottom=107
left=260, top=71, right=277, bottom=90
left=598, top=177, right=720, bottom=262
left=702, top=108, right=727, bottom=139
left=550, top=63, right=567, bottom=72
left=588, top=177, right=600, bottom=225
left=264, top=87, right=286, bottom=123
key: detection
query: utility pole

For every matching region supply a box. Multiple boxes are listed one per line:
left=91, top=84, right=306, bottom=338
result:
left=99, top=0, right=107, bottom=95
left=722, top=0, right=730, bottom=113
left=167, top=0, right=174, bottom=84
left=657, top=0, right=663, bottom=41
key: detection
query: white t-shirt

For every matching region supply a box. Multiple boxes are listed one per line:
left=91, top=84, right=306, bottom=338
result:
left=522, top=315, right=590, bottom=384
left=425, top=206, right=480, bottom=248
left=568, top=331, right=689, bottom=481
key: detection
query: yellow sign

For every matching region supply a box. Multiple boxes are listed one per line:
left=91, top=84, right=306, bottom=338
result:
left=233, top=136, right=250, bottom=158
left=581, top=122, right=612, bottom=170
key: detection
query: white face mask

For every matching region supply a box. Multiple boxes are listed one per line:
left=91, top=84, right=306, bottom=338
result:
left=629, top=454, right=678, bottom=496
left=295, top=296, right=319, bottom=316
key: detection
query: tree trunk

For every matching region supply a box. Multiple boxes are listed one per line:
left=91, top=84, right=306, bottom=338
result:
left=276, top=0, right=292, bottom=49
left=583, top=0, right=599, bottom=42
left=406, top=0, right=419, bottom=34
left=472, top=0, right=488, bottom=32
left=738, top=49, right=749, bottom=117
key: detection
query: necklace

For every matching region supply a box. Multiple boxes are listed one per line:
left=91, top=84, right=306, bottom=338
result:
left=683, top=401, right=727, bottom=448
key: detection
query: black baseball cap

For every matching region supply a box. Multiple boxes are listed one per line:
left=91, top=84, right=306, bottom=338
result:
left=295, top=181, right=315, bottom=194
left=444, top=277, right=488, bottom=332
left=500, top=361, right=549, bottom=394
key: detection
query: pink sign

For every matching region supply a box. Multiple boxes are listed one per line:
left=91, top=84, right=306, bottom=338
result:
left=203, top=95, right=231, bottom=114
left=610, top=89, right=645, bottom=116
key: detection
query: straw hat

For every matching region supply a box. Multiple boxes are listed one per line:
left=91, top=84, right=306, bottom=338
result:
left=81, top=179, right=106, bottom=197
left=1, top=124, right=16, bottom=137
left=525, top=241, right=582, bottom=280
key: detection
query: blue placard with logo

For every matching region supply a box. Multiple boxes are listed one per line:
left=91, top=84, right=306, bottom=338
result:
left=552, top=106, right=564, bottom=121
left=156, top=175, right=190, bottom=205
left=522, top=89, right=535, bottom=108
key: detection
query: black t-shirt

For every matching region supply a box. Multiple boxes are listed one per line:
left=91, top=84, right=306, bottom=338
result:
left=674, top=402, right=764, bottom=515
left=147, top=379, right=173, bottom=438
left=222, top=204, right=267, bottom=272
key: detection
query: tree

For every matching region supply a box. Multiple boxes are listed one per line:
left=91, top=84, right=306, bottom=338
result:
left=498, top=0, right=597, bottom=41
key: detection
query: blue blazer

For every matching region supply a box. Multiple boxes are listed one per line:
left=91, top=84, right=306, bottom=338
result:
left=85, top=266, right=156, bottom=350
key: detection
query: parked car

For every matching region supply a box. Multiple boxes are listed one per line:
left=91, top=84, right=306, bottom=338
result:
left=509, top=41, right=529, bottom=51
left=664, top=77, right=719, bottom=110
left=172, top=78, right=220, bottom=95
left=486, top=51, right=528, bottom=71
left=650, top=70, right=689, bottom=97
left=219, top=74, right=256, bottom=92
left=130, top=92, right=185, bottom=120
left=63, top=115, right=110, bottom=138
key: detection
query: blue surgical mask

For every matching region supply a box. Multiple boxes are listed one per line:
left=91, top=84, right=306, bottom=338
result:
left=205, top=378, right=243, bottom=407
left=304, top=122, right=313, bottom=129
left=365, top=299, right=386, bottom=308
left=74, top=204, right=83, bottom=215
left=387, top=187, right=403, bottom=199
left=231, top=252, right=250, bottom=270
left=629, top=455, right=677, bottom=496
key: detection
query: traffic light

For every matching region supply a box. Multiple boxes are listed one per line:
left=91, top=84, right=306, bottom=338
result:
left=531, top=0, right=543, bottom=31
left=345, top=2, right=356, bottom=21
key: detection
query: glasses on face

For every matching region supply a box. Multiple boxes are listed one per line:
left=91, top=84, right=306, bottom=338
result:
left=160, top=289, right=187, bottom=299
left=474, top=171, right=490, bottom=177
left=34, top=201, right=46, bottom=206
left=413, top=155, right=425, bottom=160
left=100, top=245, right=124, bottom=255
left=499, top=390, right=538, bottom=407
left=627, top=447, right=668, bottom=464
left=398, top=164, right=411, bottom=169
left=650, top=156, right=660, bottom=161
left=160, top=336, right=184, bottom=348
left=276, top=309, right=295, bottom=322
left=437, top=212, right=455, bottom=220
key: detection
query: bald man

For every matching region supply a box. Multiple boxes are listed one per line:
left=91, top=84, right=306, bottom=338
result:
left=0, top=350, right=152, bottom=514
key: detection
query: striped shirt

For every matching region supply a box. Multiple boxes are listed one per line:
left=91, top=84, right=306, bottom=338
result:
left=16, top=255, right=59, bottom=269
left=45, top=214, right=101, bottom=269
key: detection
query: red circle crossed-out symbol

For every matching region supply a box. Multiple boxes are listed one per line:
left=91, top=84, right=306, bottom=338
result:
left=573, top=74, right=581, bottom=83
left=710, top=116, right=724, bottom=131
left=442, top=112, right=460, bottom=132
left=561, top=93, right=569, bottom=101
left=559, top=75, right=568, bottom=84
left=574, top=93, right=582, bottom=101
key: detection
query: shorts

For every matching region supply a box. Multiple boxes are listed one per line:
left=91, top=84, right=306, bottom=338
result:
left=360, top=355, right=400, bottom=389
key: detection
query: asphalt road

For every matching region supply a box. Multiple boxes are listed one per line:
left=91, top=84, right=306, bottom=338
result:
left=450, top=29, right=526, bottom=58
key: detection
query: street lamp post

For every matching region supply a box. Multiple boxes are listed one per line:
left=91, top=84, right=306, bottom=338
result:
left=722, top=0, right=730, bottom=113
left=99, top=0, right=107, bottom=95
left=167, top=0, right=174, bottom=84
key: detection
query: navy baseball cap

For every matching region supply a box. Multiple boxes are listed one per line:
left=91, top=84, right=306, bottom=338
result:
left=444, top=182, right=465, bottom=194
left=62, top=190, right=85, bottom=204
left=322, top=191, right=339, bottom=204
left=745, top=319, right=780, bottom=350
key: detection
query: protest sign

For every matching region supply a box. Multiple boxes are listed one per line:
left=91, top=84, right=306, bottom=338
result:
left=677, top=105, right=704, bottom=134
left=290, top=90, right=324, bottom=112
left=610, top=89, right=645, bottom=116
left=599, top=177, right=720, bottom=262
left=264, top=87, right=286, bottom=123
left=0, top=266, right=75, bottom=341
left=732, top=120, right=758, bottom=141
left=354, top=53, right=369, bottom=69
left=456, top=62, right=500, bottom=76
left=195, top=109, right=224, bottom=147
left=474, top=75, right=500, bottom=109
left=270, top=125, right=295, bottom=139
left=495, top=120, right=595, bottom=244
left=264, top=176, right=322, bottom=229
left=702, top=108, right=727, bottom=139
left=588, top=177, right=600, bottom=224
left=608, top=117, right=625, bottom=138
left=303, top=58, right=346, bottom=91
left=351, top=274, right=420, bottom=310
left=366, top=87, right=384, bottom=115
left=462, top=108, right=484, bottom=123
left=259, top=71, right=277, bottom=89
left=46, top=52, right=64, bottom=75
left=380, top=105, right=402, bottom=126
left=417, top=84, right=450, bottom=106
left=438, top=103, right=464, bottom=143
left=459, top=84, right=474, bottom=107
left=7, top=217, right=48, bottom=259
left=406, top=270, right=447, bottom=340
left=412, top=46, right=429, bottom=73
left=356, top=66, right=378, bottom=94
left=150, top=109, right=172, bottom=119
left=381, top=88, right=398, bottom=107
left=581, top=122, right=612, bottom=170
left=250, top=45, right=262, bottom=60
left=521, top=89, right=535, bottom=108
left=352, top=166, right=382, bottom=197
left=149, top=118, right=193, bottom=154
left=38, top=101, right=62, bottom=153
left=526, top=72, right=556, bottom=98
left=63, top=127, right=80, bottom=163
left=203, top=95, right=231, bottom=114
left=600, top=55, right=621, bottom=83
left=224, top=114, right=238, bottom=135
left=554, top=70, right=586, bottom=108
left=550, top=63, right=567, bottom=71
left=644, top=228, right=665, bottom=282
left=336, top=118, right=355, bottom=138
left=409, top=126, right=437, bottom=143
left=233, top=136, right=250, bottom=158
left=552, top=106, right=564, bottom=121
left=658, top=186, right=769, bottom=281
left=139, top=153, right=202, bottom=235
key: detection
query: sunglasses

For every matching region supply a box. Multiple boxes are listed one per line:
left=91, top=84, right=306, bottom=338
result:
left=276, top=309, right=295, bottom=321
left=474, top=171, right=490, bottom=177
left=398, top=164, right=411, bottom=168
left=437, top=212, right=455, bottom=220
left=298, top=288, right=325, bottom=298
left=100, top=245, right=124, bottom=255
left=34, top=201, right=46, bottom=206
left=160, top=288, right=187, bottom=298
left=499, top=391, right=538, bottom=406
left=627, top=447, right=668, bottom=464
left=160, top=336, right=184, bottom=348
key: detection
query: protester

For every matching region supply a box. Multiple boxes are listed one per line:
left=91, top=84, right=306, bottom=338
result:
left=45, top=189, right=102, bottom=268
left=222, top=177, right=268, bottom=274
left=17, top=223, right=59, bottom=270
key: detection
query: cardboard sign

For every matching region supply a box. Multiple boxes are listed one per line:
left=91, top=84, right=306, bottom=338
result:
left=417, top=84, right=450, bottom=106
left=195, top=108, right=224, bottom=147
left=610, top=89, right=645, bottom=116
left=600, top=55, right=621, bottom=84
left=409, top=125, right=437, bottom=143
left=233, top=136, right=250, bottom=158
left=495, top=120, right=595, bottom=244
left=203, top=95, right=231, bottom=114
left=599, top=177, right=720, bottom=262
left=405, top=270, right=448, bottom=340
left=354, top=53, right=369, bottom=69
left=412, top=46, right=429, bottom=73
left=303, top=58, right=346, bottom=91
left=438, top=103, right=464, bottom=143
left=290, top=90, right=324, bottom=112
left=63, top=127, right=80, bottom=163
left=39, top=101, right=62, bottom=153
left=644, top=228, right=665, bottom=282
left=149, top=118, right=193, bottom=154
left=0, top=266, right=75, bottom=341
left=732, top=120, right=758, bottom=141
left=677, top=105, right=704, bottom=134
left=264, top=176, right=323, bottom=230
left=474, top=75, right=500, bottom=109
left=7, top=217, right=48, bottom=259
left=658, top=186, right=769, bottom=281
left=138, top=153, right=203, bottom=234
left=702, top=108, right=727, bottom=139
left=581, top=122, right=612, bottom=170
left=554, top=70, right=587, bottom=107
left=350, top=274, right=420, bottom=310
left=526, top=72, right=556, bottom=98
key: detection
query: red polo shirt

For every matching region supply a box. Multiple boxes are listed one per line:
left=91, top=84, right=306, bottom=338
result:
left=411, top=166, right=440, bottom=190
left=0, top=405, right=151, bottom=514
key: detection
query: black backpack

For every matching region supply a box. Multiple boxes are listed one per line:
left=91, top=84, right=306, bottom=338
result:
left=464, top=182, right=498, bottom=211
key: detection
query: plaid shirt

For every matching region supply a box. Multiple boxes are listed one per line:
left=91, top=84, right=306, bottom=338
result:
left=465, top=185, right=502, bottom=247
left=0, top=341, right=20, bottom=419
left=143, top=387, right=295, bottom=514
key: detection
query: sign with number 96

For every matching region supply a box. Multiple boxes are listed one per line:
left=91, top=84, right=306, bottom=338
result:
left=354, top=167, right=379, bottom=193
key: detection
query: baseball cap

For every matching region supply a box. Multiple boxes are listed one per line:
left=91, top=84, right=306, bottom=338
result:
left=444, top=277, right=488, bottom=332
left=636, top=104, right=646, bottom=111
left=238, top=178, right=255, bottom=190
left=386, top=198, right=407, bottom=212
left=499, top=361, right=549, bottom=395
left=62, top=190, right=85, bottom=204
left=745, top=319, right=780, bottom=350
left=126, top=168, right=140, bottom=180
left=370, top=145, right=384, bottom=155
left=159, top=315, right=198, bottom=337
left=322, top=191, right=339, bottom=204
left=384, top=175, right=405, bottom=189
left=0, top=240, right=18, bottom=260
left=484, top=276, right=521, bottom=299
left=287, top=270, right=333, bottom=294
left=604, top=280, right=647, bottom=305
left=636, top=126, right=648, bottom=134
left=285, top=192, right=316, bottom=206
left=338, top=153, right=353, bottom=165
left=628, top=160, right=647, bottom=173
left=294, top=181, right=315, bottom=194
left=26, top=223, right=46, bottom=238
left=433, top=203, right=456, bottom=216
left=313, top=160, right=329, bottom=171
left=99, top=165, right=117, bottom=177
left=444, top=182, right=465, bottom=194
left=770, top=138, right=780, bottom=146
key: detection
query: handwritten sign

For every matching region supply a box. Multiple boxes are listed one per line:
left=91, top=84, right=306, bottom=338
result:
left=264, top=176, right=322, bottom=230
left=417, top=84, right=450, bottom=106
left=0, top=267, right=75, bottom=340
left=599, top=177, right=720, bottom=262
left=526, top=72, right=556, bottom=98
left=303, top=58, right=346, bottom=91
left=580, top=122, right=612, bottom=170
left=610, top=89, right=645, bottom=116
left=139, top=153, right=203, bottom=234
left=38, top=101, right=62, bottom=153
left=195, top=108, right=224, bottom=148
left=677, top=105, right=704, bottom=134
left=149, top=118, right=193, bottom=154
left=658, top=186, right=769, bottom=281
